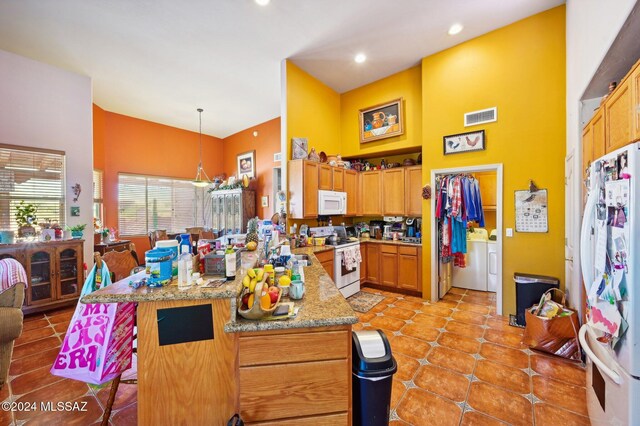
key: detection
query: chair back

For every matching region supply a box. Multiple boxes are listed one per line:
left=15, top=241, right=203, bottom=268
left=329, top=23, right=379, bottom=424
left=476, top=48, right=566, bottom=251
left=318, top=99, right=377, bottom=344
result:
left=101, top=250, right=139, bottom=282
left=148, top=230, right=168, bottom=248
left=0, top=258, right=28, bottom=292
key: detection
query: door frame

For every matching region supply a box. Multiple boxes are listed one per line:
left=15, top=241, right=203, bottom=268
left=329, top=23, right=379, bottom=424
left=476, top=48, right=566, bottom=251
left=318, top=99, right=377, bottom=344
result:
left=430, top=163, right=504, bottom=315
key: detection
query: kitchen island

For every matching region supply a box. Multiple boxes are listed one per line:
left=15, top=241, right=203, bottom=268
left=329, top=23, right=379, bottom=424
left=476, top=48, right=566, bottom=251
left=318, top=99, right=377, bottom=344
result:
left=82, top=246, right=357, bottom=425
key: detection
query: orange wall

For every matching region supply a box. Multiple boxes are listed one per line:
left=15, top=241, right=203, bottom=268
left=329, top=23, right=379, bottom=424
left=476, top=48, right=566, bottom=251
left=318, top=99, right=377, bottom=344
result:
left=96, top=109, right=224, bottom=259
left=222, top=117, right=281, bottom=219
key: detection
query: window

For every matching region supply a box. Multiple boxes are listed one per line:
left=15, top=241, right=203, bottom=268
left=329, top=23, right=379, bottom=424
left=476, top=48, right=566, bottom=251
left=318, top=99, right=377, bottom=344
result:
left=93, top=169, right=104, bottom=225
left=0, top=144, right=65, bottom=231
left=118, top=173, right=210, bottom=236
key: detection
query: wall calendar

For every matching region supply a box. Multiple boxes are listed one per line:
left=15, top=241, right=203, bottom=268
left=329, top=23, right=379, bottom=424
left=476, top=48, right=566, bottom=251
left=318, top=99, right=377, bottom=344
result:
left=515, top=189, right=548, bottom=233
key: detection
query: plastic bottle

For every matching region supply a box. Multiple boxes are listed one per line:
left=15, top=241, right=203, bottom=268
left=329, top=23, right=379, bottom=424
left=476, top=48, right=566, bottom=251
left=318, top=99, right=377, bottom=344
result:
left=178, top=245, right=193, bottom=290
left=225, top=239, right=236, bottom=281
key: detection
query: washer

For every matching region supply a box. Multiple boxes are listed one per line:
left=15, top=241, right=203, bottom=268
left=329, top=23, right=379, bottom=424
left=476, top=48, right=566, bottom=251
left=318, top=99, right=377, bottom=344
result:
left=451, top=239, right=488, bottom=291
left=487, top=240, right=497, bottom=293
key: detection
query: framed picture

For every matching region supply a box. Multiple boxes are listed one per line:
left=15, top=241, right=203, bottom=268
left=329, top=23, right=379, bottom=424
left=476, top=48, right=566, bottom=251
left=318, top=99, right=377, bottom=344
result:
left=443, top=130, right=486, bottom=155
left=237, top=150, right=255, bottom=179
left=291, top=137, right=308, bottom=160
left=359, top=98, right=404, bottom=143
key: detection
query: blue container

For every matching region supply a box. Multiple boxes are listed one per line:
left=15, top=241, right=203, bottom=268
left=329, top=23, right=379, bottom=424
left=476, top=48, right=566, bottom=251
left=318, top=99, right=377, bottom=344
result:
left=145, top=248, right=175, bottom=287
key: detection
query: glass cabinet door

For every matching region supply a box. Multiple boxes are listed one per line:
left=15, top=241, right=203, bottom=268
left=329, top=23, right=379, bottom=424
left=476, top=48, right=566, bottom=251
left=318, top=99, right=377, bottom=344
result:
left=212, top=195, right=220, bottom=233
left=225, top=195, right=234, bottom=235
left=29, top=249, right=54, bottom=304
left=58, top=247, right=80, bottom=298
left=233, top=193, right=241, bottom=234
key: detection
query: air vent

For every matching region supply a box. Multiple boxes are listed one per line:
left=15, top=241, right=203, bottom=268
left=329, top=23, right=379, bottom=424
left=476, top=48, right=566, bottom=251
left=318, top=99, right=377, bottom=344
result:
left=464, top=107, right=497, bottom=127
left=274, top=152, right=282, bottom=162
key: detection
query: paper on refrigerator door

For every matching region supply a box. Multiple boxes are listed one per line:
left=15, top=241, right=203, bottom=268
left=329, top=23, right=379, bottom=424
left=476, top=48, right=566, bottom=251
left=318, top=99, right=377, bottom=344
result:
left=589, top=300, right=622, bottom=337
left=594, top=219, right=607, bottom=275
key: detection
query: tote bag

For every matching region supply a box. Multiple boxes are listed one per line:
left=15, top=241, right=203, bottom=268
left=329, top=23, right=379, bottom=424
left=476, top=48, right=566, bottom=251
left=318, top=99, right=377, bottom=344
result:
left=522, top=288, right=581, bottom=361
left=50, top=262, right=135, bottom=385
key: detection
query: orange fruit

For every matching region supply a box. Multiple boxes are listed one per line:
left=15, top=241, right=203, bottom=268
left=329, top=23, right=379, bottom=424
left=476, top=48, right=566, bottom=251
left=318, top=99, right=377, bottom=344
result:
left=248, top=294, right=254, bottom=308
left=260, top=293, right=271, bottom=310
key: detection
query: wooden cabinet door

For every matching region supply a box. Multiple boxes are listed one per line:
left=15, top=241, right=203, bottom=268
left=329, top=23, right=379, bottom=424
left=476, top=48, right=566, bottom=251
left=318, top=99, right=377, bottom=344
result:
left=592, top=109, right=606, bottom=160
left=344, top=170, right=357, bottom=216
left=321, top=260, right=334, bottom=281
left=356, top=173, right=363, bottom=216
left=318, top=164, right=333, bottom=190
left=57, top=244, right=82, bottom=299
left=475, top=171, right=497, bottom=210
left=26, top=247, right=56, bottom=306
left=582, top=123, right=594, bottom=179
left=605, top=78, right=632, bottom=153
left=366, top=244, right=380, bottom=284
left=361, top=171, right=382, bottom=216
left=359, top=243, right=367, bottom=283
left=332, top=168, right=345, bottom=191
left=382, top=168, right=405, bottom=215
left=633, top=65, right=640, bottom=141
left=380, top=251, right=398, bottom=287
left=398, top=254, right=418, bottom=291
left=303, top=161, right=319, bottom=218
left=404, top=166, right=422, bottom=216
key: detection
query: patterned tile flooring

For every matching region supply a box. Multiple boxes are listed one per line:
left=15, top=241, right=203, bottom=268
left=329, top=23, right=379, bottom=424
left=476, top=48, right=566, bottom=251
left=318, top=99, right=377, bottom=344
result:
left=2, top=287, right=590, bottom=425
left=354, top=286, right=590, bottom=426
left=1, top=306, right=136, bottom=425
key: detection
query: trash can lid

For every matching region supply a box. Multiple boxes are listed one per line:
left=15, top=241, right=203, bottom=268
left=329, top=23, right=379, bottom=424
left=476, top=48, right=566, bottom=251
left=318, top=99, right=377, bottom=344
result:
left=352, top=330, right=397, bottom=377
left=513, top=272, right=559, bottom=285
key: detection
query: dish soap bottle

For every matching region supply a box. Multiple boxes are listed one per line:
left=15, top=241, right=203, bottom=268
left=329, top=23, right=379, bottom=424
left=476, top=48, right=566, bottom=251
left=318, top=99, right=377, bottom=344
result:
left=225, top=238, right=236, bottom=281
left=178, top=245, right=193, bottom=290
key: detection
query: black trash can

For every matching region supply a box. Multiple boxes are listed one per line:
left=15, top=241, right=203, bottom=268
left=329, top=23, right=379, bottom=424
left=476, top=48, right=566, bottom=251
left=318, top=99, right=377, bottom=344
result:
left=514, top=273, right=560, bottom=326
left=352, top=329, right=397, bottom=426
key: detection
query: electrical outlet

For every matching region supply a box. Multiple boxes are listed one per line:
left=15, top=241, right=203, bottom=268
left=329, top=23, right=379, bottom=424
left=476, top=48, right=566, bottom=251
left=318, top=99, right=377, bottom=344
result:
left=506, top=228, right=513, bottom=237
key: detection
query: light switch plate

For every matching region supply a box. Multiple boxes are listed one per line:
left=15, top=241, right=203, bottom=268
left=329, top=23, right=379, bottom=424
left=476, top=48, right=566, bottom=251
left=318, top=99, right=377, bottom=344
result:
left=261, top=196, right=269, bottom=207
left=506, top=228, right=513, bottom=237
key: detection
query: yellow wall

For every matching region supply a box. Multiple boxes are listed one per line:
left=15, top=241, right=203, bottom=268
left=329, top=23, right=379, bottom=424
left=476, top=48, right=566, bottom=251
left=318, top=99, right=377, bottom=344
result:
left=421, top=6, right=566, bottom=314
left=285, top=61, right=341, bottom=159
left=340, top=66, right=422, bottom=158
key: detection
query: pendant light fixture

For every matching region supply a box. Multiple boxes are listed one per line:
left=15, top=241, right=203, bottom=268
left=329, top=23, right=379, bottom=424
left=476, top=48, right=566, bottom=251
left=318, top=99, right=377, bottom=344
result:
left=192, top=108, right=211, bottom=187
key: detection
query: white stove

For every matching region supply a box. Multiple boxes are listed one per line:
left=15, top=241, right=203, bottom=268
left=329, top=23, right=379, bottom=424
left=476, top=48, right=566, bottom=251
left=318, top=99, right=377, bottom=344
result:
left=310, top=226, right=361, bottom=298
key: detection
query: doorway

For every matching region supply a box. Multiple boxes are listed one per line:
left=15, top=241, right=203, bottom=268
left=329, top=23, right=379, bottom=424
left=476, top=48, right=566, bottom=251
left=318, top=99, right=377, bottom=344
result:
left=430, top=164, right=504, bottom=315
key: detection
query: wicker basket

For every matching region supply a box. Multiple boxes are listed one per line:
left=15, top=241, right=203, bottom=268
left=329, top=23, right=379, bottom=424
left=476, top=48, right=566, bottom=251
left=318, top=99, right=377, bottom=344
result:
left=237, top=280, right=282, bottom=320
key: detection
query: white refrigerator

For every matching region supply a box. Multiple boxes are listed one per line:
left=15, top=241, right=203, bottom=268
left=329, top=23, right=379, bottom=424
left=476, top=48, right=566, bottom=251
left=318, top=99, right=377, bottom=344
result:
left=580, top=142, right=640, bottom=425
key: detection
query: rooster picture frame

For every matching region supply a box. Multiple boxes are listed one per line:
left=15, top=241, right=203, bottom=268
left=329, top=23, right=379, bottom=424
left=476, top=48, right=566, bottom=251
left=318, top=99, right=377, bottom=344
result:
left=443, top=130, right=485, bottom=155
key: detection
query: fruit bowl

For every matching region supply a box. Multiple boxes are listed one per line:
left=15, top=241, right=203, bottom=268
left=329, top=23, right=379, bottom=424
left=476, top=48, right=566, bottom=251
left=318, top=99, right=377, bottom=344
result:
left=237, top=284, right=282, bottom=320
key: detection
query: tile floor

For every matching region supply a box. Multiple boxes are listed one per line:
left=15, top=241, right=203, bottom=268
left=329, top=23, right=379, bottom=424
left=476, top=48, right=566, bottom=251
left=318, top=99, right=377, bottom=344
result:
left=1, top=306, right=136, bottom=425
left=2, top=287, right=589, bottom=425
left=354, top=286, right=590, bottom=426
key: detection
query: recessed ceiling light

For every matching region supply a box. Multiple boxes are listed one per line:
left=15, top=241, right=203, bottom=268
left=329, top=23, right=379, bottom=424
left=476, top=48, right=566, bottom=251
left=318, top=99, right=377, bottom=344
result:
left=354, top=53, right=367, bottom=64
left=448, top=23, right=463, bottom=35
left=255, top=0, right=270, bottom=6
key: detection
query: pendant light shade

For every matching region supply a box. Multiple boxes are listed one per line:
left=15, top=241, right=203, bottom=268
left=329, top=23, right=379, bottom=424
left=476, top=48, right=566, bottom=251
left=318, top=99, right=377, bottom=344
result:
left=192, top=108, right=211, bottom=187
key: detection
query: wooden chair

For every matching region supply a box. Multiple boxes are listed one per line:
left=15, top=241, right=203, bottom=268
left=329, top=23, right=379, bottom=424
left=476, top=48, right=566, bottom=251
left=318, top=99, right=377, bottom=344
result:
left=101, top=250, right=140, bottom=282
left=96, top=252, right=139, bottom=425
left=148, top=229, right=168, bottom=249
left=199, top=229, right=215, bottom=240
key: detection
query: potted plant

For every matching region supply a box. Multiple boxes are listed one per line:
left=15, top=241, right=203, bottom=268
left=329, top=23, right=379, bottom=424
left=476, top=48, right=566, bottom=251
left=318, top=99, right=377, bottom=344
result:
left=100, top=228, right=110, bottom=243
left=15, top=201, right=38, bottom=238
left=67, top=224, right=87, bottom=240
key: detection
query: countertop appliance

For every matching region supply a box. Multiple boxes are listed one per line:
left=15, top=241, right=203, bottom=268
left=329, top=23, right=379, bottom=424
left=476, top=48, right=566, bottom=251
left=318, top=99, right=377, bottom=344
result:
left=369, top=220, right=385, bottom=240
left=383, top=216, right=405, bottom=240
left=318, top=190, right=347, bottom=216
left=310, top=226, right=361, bottom=298
left=580, top=142, right=640, bottom=425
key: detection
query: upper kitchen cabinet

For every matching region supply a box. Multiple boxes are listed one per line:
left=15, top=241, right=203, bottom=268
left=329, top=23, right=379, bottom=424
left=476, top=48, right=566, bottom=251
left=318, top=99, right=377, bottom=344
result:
left=405, top=166, right=422, bottom=217
left=318, top=164, right=333, bottom=190
left=592, top=108, right=606, bottom=160
left=361, top=171, right=382, bottom=216
left=382, top=168, right=405, bottom=215
left=634, top=64, right=640, bottom=141
left=582, top=122, right=594, bottom=179
left=332, top=168, right=345, bottom=191
left=605, top=77, right=633, bottom=153
left=288, top=160, right=319, bottom=219
left=344, top=170, right=357, bottom=216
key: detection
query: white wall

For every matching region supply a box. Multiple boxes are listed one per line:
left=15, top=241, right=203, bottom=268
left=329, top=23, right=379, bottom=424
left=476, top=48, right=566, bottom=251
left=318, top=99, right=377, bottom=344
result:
left=566, top=0, right=637, bottom=310
left=0, top=49, right=94, bottom=268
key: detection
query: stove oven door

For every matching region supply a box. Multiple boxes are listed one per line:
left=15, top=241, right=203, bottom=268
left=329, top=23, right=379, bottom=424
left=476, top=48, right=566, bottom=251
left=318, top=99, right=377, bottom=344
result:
left=334, top=248, right=360, bottom=298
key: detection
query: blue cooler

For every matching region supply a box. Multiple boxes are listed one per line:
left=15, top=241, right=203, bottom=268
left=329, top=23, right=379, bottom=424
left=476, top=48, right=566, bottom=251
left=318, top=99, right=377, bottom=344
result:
left=155, top=240, right=179, bottom=277
left=145, top=248, right=175, bottom=287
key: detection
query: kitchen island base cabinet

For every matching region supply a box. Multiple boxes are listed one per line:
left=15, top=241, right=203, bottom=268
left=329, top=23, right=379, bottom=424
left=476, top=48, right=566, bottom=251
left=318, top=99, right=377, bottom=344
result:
left=239, top=326, right=352, bottom=425
left=137, top=299, right=238, bottom=425
left=314, top=249, right=334, bottom=281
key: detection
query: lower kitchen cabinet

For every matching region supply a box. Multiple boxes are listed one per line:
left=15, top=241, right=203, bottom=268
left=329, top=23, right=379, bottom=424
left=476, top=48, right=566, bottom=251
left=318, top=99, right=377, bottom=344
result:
left=315, top=249, right=334, bottom=281
left=365, top=243, right=380, bottom=284
left=380, top=245, right=398, bottom=287
left=359, top=244, right=367, bottom=282
left=239, top=326, right=352, bottom=424
left=398, top=246, right=422, bottom=291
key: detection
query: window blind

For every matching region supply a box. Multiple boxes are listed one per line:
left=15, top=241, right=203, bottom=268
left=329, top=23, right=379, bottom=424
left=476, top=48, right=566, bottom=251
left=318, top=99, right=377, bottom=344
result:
left=118, top=173, right=206, bottom=236
left=93, top=169, right=104, bottom=224
left=0, top=144, right=65, bottom=231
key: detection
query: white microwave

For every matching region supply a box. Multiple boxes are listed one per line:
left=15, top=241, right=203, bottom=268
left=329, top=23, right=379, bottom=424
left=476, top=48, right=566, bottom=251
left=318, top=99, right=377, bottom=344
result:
left=318, top=190, right=347, bottom=215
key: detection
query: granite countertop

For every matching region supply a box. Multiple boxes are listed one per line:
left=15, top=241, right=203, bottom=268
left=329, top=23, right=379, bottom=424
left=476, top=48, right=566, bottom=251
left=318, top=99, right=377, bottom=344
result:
left=359, top=237, right=422, bottom=247
left=224, top=246, right=357, bottom=333
left=81, top=251, right=260, bottom=304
